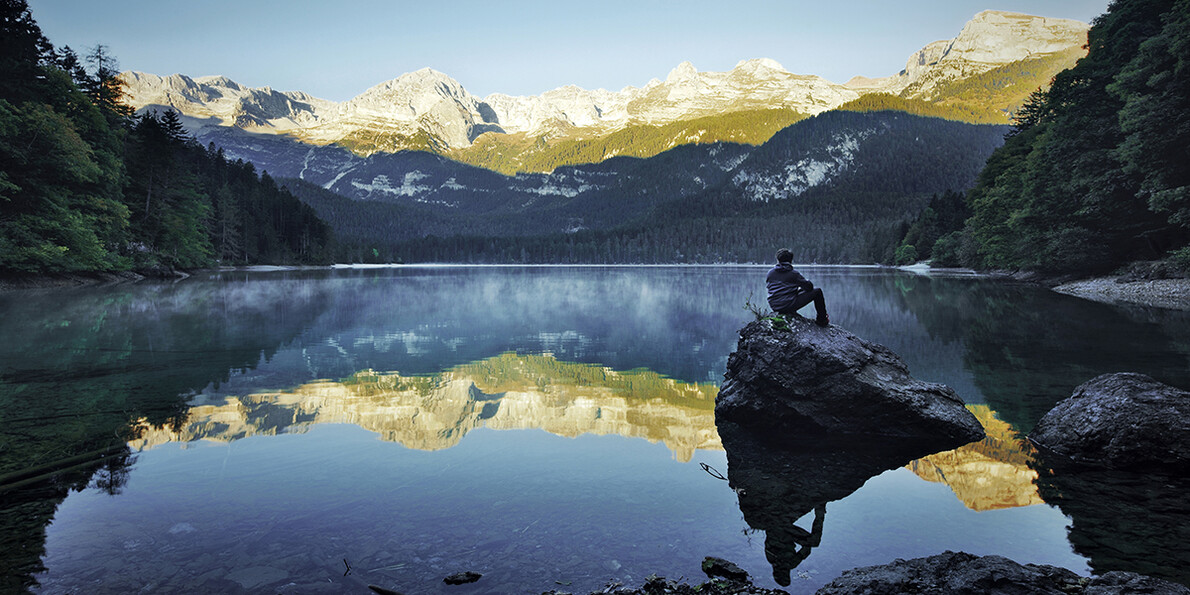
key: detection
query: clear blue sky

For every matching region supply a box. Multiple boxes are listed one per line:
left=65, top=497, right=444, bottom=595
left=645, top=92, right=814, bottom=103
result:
left=27, top=0, right=1112, bottom=102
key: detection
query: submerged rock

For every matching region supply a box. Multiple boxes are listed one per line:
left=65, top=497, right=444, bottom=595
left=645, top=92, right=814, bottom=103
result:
left=815, top=550, right=1190, bottom=595
left=717, top=318, right=984, bottom=446
left=443, top=570, right=482, bottom=585
left=1029, top=372, right=1190, bottom=473
left=539, top=565, right=786, bottom=595
left=701, top=556, right=749, bottom=581
left=367, top=585, right=404, bottom=595
left=223, top=566, right=289, bottom=590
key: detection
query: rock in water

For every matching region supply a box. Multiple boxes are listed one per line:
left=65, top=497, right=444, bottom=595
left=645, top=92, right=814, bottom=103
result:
left=816, top=551, right=1190, bottom=595
left=717, top=318, right=984, bottom=446
left=443, top=571, right=482, bottom=585
left=1029, top=372, right=1190, bottom=473
left=701, top=556, right=749, bottom=581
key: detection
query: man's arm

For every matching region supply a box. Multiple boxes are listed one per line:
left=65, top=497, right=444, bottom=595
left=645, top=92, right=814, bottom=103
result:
left=792, top=270, right=814, bottom=292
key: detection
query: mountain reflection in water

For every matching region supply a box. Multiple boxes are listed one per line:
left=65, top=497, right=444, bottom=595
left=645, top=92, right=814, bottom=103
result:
left=909, top=405, right=1044, bottom=511
left=130, top=353, right=721, bottom=462
left=128, top=353, right=1041, bottom=512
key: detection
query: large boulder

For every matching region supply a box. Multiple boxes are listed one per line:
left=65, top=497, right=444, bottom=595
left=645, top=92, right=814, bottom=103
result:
left=1029, top=372, right=1190, bottom=473
left=815, top=551, right=1190, bottom=595
left=717, top=318, right=984, bottom=446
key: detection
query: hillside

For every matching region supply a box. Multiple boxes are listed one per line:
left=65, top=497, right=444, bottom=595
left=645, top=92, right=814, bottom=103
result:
left=282, top=111, right=1007, bottom=264
left=892, top=0, right=1190, bottom=275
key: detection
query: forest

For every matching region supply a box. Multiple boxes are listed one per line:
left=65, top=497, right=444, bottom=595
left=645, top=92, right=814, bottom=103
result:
left=287, top=110, right=1007, bottom=264
left=894, top=0, right=1190, bottom=275
left=0, top=0, right=333, bottom=275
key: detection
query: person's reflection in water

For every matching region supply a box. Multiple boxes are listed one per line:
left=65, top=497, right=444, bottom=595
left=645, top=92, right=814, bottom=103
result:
left=766, top=503, right=826, bottom=586
left=720, top=421, right=958, bottom=587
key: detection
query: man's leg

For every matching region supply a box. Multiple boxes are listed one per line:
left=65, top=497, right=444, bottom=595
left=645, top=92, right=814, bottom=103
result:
left=781, top=288, right=828, bottom=324
left=780, top=287, right=828, bottom=316
left=811, top=289, right=828, bottom=325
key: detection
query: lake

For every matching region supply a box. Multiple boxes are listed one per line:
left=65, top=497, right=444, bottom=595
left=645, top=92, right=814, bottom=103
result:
left=2, top=266, right=1188, bottom=594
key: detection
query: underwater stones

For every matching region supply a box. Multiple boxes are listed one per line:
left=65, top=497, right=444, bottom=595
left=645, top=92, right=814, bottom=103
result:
left=717, top=318, right=984, bottom=447
left=167, top=522, right=197, bottom=535
left=224, top=565, right=289, bottom=589
left=1029, top=372, right=1190, bottom=473
left=367, top=585, right=405, bottom=595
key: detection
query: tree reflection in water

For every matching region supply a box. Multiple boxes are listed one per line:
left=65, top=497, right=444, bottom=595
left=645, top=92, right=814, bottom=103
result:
left=890, top=273, right=1190, bottom=433
left=0, top=275, right=334, bottom=593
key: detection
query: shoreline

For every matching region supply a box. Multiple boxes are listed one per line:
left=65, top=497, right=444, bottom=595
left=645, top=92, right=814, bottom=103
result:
left=0, top=263, right=886, bottom=292
left=1053, top=276, right=1190, bottom=311
left=5, top=265, right=1187, bottom=311
left=0, top=270, right=148, bottom=292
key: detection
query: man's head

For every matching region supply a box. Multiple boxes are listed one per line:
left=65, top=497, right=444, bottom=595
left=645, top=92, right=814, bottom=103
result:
left=776, top=248, right=793, bottom=263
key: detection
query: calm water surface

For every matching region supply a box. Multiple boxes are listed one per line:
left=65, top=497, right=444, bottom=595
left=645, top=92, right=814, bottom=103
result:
left=1, top=266, right=1188, bottom=594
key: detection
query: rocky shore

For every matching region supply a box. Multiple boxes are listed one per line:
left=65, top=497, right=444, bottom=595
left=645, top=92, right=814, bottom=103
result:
left=0, top=268, right=188, bottom=291
left=528, top=551, right=1190, bottom=595
left=1053, top=276, right=1190, bottom=310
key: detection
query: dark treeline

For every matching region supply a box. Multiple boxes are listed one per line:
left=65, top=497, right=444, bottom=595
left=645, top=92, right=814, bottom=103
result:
left=298, top=183, right=931, bottom=265
left=0, top=0, right=332, bottom=274
left=383, top=196, right=919, bottom=265
left=895, top=0, right=1190, bottom=274
left=0, top=278, right=336, bottom=591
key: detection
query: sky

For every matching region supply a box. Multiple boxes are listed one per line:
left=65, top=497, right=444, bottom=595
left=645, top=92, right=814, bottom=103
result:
left=27, top=0, right=1113, bottom=102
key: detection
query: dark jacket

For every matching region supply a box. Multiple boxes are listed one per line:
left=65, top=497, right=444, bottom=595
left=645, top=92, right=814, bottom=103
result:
left=766, top=262, right=814, bottom=312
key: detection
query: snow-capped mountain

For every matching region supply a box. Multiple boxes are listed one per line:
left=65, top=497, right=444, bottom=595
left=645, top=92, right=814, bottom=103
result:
left=121, top=58, right=858, bottom=153
left=118, top=10, right=1087, bottom=170
left=119, top=71, right=334, bottom=134
left=845, top=10, right=1088, bottom=98
left=485, top=58, right=859, bottom=132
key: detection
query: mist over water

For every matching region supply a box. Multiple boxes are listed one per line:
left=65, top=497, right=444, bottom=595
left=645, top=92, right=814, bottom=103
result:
left=2, top=266, right=1188, bottom=593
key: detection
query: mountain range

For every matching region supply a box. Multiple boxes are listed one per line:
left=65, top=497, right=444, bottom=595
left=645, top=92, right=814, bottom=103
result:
left=119, top=10, right=1087, bottom=175
left=110, top=10, right=1088, bottom=263
left=274, top=109, right=1008, bottom=264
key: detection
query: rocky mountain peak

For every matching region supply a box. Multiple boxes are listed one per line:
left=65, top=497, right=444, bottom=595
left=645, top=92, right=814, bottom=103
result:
left=118, top=71, right=330, bottom=133
left=950, top=10, right=1089, bottom=64
left=733, top=57, right=787, bottom=74
left=193, top=75, right=244, bottom=91
left=350, top=67, right=470, bottom=103
left=867, top=10, right=1089, bottom=99
left=666, top=61, right=698, bottom=82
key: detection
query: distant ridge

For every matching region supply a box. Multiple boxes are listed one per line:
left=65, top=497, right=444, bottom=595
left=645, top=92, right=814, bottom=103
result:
left=119, top=10, right=1087, bottom=175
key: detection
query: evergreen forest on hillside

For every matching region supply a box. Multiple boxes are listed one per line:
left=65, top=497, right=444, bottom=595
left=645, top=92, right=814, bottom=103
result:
left=894, top=0, right=1190, bottom=275
left=0, top=0, right=333, bottom=275
left=283, top=111, right=1007, bottom=265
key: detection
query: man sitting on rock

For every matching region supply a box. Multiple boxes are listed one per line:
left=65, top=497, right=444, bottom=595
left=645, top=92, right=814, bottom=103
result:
left=766, top=248, right=829, bottom=327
